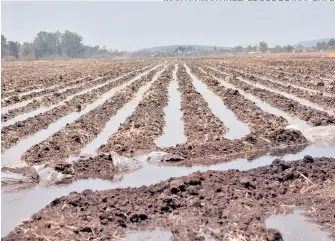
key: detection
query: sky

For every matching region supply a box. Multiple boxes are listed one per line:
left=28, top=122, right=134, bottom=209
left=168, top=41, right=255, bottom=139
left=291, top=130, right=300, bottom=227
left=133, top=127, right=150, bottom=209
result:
left=1, top=1, right=335, bottom=51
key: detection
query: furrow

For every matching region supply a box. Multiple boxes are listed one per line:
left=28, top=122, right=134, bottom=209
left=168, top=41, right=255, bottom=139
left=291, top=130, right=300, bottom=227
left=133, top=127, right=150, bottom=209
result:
left=206, top=67, right=335, bottom=126
left=228, top=66, right=335, bottom=109
left=185, top=64, right=250, bottom=140
left=96, top=66, right=173, bottom=156
left=1, top=65, right=161, bottom=157
left=1, top=65, right=151, bottom=124
left=17, top=66, right=164, bottom=166
left=197, top=66, right=311, bottom=130
left=165, top=65, right=307, bottom=161
left=155, top=64, right=187, bottom=147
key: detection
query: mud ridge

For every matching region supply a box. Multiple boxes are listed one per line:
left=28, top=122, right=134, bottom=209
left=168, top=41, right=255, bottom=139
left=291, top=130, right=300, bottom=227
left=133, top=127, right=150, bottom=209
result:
left=21, top=67, right=163, bottom=165
left=98, top=66, right=174, bottom=156
left=4, top=156, right=335, bottom=240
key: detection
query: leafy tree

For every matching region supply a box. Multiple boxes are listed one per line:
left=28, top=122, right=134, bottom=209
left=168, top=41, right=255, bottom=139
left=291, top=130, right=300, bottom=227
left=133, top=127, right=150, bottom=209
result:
left=7, top=41, right=21, bottom=58
left=259, top=41, right=268, bottom=52
left=60, top=30, right=84, bottom=57
left=20, top=42, right=34, bottom=56
left=316, top=41, right=328, bottom=51
left=283, top=45, right=294, bottom=52
left=1, top=35, right=9, bottom=57
left=272, top=45, right=283, bottom=53
left=328, top=38, right=335, bottom=48
left=33, top=31, right=63, bottom=57
left=233, top=46, right=244, bottom=52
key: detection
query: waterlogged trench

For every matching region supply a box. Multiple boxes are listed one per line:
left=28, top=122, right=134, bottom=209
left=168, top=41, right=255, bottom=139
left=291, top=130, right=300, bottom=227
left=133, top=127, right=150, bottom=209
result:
left=226, top=69, right=334, bottom=116
left=198, top=67, right=311, bottom=130
left=77, top=67, right=166, bottom=157
left=1, top=66, right=161, bottom=166
left=265, top=209, right=332, bottom=241
left=155, top=65, right=187, bottom=147
left=2, top=144, right=335, bottom=237
left=1, top=66, right=152, bottom=127
left=185, top=64, right=250, bottom=139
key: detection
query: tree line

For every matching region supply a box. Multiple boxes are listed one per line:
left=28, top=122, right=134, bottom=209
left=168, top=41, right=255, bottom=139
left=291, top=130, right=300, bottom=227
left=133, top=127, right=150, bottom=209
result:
left=1, top=30, right=123, bottom=60
left=232, top=39, right=335, bottom=53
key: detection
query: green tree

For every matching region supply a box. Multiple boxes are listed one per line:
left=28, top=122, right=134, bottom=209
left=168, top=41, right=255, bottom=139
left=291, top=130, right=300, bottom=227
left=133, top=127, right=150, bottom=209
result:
left=316, top=41, right=327, bottom=51
left=259, top=41, right=268, bottom=52
left=8, top=41, right=21, bottom=58
left=272, top=45, right=283, bottom=53
left=1, top=35, right=9, bottom=58
left=33, top=31, right=62, bottom=58
left=60, top=30, right=84, bottom=57
left=233, top=46, right=244, bottom=52
left=328, top=38, right=335, bottom=48
left=20, top=42, right=34, bottom=56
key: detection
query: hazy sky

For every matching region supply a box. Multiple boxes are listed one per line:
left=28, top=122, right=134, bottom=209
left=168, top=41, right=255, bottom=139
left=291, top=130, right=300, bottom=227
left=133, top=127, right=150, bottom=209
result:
left=1, top=1, right=335, bottom=51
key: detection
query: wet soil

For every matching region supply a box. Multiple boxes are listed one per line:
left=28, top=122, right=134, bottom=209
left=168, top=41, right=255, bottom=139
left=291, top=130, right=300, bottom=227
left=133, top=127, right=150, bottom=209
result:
left=21, top=67, right=163, bottom=165
left=174, top=64, right=228, bottom=143
left=1, top=60, right=155, bottom=95
left=4, top=156, right=335, bottom=240
left=227, top=65, right=335, bottom=109
left=203, top=66, right=335, bottom=126
left=1, top=153, right=115, bottom=182
left=98, top=66, right=173, bottom=156
left=1, top=65, right=148, bottom=121
left=1, top=66, right=155, bottom=153
left=163, top=65, right=307, bottom=161
left=211, top=57, right=335, bottom=93
left=190, top=65, right=287, bottom=134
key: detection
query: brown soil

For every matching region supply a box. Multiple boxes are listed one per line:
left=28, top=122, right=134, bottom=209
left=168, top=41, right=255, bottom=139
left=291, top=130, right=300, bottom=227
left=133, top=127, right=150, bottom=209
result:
left=1, top=153, right=115, bottom=182
left=98, top=66, right=173, bottom=156
left=1, top=64, right=149, bottom=120
left=1, top=60, right=155, bottom=94
left=4, top=156, right=335, bottom=241
left=163, top=65, right=307, bottom=161
left=21, top=67, right=163, bottom=165
left=1, top=66, right=154, bottom=152
left=203, top=65, right=335, bottom=126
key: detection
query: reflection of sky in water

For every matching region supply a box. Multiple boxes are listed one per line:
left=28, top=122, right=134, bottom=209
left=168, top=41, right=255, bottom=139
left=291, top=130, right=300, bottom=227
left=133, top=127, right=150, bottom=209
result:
left=2, top=144, right=335, bottom=237
left=266, top=209, right=332, bottom=241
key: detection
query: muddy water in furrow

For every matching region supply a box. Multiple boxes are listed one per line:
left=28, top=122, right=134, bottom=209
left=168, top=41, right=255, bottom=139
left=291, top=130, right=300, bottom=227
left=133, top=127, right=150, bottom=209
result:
left=1, top=76, right=89, bottom=103
left=265, top=209, right=332, bottom=241
left=2, top=144, right=335, bottom=237
left=75, top=67, right=166, bottom=157
left=1, top=66, right=152, bottom=125
left=252, top=72, right=335, bottom=98
left=240, top=74, right=334, bottom=116
left=198, top=67, right=311, bottom=130
left=155, top=65, right=187, bottom=147
left=185, top=64, right=250, bottom=139
left=1, top=66, right=160, bottom=166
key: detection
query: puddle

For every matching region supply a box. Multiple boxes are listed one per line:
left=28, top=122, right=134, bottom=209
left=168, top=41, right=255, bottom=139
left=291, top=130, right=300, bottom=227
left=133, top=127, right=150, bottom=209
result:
left=185, top=64, right=250, bottom=139
left=265, top=209, right=332, bottom=241
left=1, top=179, right=115, bottom=237
left=123, top=229, right=172, bottom=241
left=200, top=67, right=311, bottom=130
left=155, top=65, right=187, bottom=147
left=1, top=66, right=161, bottom=167
left=2, top=144, right=335, bottom=237
left=77, top=67, right=166, bottom=157
left=1, top=66, right=153, bottom=128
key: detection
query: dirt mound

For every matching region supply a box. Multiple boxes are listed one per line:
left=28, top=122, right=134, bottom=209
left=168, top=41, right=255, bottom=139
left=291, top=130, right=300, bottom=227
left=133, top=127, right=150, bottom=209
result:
left=4, top=156, right=335, bottom=240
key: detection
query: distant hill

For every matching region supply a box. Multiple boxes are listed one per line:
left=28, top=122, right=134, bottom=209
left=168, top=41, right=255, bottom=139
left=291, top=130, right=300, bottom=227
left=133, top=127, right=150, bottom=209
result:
left=295, top=38, right=331, bottom=47
left=139, top=45, right=230, bottom=53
